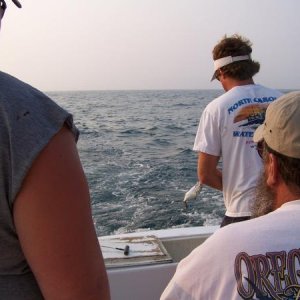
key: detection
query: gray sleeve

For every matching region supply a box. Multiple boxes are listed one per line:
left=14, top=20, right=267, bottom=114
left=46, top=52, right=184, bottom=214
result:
left=0, top=72, right=79, bottom=208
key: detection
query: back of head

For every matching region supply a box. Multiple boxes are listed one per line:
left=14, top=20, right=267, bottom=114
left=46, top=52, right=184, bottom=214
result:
left=212, top=34, right=260, bottom=80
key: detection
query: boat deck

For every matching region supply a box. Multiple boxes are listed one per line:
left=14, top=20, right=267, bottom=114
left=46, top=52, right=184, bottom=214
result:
left=99, top=226, right=218, bottom=300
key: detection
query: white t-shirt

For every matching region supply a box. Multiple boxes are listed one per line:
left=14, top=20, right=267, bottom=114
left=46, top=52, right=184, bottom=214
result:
left=161, top=200, right=300, bottom=300
left=193, top=84, right=282, bottom=217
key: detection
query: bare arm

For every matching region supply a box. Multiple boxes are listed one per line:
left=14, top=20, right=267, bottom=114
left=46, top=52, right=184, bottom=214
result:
left=197, top=152, right=222, bottom=191
left=13, top=126, right=110, bottom=300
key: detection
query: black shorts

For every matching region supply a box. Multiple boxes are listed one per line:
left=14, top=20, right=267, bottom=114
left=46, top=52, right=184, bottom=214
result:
left=220, top=215, right=251, bottom=227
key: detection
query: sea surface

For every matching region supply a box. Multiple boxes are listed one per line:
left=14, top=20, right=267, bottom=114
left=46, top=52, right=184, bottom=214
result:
left=47, top=89, right=225, bottom=236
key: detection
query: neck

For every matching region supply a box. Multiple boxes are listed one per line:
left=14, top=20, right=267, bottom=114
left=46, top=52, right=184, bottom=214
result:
left=273, top=183, right=300, bottom=210
left=222, top=78, right=254, bottom=92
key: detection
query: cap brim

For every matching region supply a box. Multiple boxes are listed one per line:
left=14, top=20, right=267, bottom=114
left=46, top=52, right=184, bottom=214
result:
left=253, top=124, right=264, bottom=143
left=210, top=71, right=217, bottom=82
left=11, top=0, right=22, bottom=8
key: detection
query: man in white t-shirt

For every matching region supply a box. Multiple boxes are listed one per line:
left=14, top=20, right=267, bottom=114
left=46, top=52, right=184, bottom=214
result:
left=161, top=91, right=300, bottom=300
left=193, top=34, right=282, bottom=226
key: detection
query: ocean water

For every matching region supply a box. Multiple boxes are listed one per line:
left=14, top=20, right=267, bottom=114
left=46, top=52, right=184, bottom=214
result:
left=47, top=89, right=224, bottom=236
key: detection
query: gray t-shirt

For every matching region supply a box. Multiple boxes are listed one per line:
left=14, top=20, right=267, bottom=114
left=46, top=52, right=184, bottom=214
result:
left=0, top=71, right=79, bottom=299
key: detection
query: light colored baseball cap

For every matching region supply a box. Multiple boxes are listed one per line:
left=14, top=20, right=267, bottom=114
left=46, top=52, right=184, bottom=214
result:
left=253, top=91, right=300, bottom=158
left=210, top=55, right=250, bottom=81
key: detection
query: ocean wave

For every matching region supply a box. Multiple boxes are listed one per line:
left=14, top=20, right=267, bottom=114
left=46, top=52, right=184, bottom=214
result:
left=50, top=89, right=225, bottom=236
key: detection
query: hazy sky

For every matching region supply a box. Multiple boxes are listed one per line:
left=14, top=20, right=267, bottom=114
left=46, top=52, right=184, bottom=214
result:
left=0, top=0, right=299, bottom=91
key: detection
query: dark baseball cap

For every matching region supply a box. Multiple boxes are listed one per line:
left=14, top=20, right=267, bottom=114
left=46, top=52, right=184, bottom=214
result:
left=12, top=0, right=21, bottom=8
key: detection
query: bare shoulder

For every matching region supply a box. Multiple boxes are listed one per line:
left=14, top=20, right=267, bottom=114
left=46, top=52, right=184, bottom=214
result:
left=13, top=126, right=110, bottom=299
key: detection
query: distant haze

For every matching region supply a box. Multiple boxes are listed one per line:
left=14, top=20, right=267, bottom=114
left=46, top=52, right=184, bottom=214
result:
left=0, top=0, right=299, bottom=92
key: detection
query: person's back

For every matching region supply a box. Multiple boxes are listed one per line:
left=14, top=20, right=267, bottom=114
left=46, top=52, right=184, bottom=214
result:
left=194, top=84, right=282, bottom=218
left=0, top=71, right=78, bottom=298
left=161, top=203, right=300, bottom=299
left=193, top=34, right=282, bottom=227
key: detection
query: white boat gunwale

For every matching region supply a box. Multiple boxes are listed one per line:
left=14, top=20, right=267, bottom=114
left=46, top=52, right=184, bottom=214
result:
left=99, top=225, right=218, bottom=300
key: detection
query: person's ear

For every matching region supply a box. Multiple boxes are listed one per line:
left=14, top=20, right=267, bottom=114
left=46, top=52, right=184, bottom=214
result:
left=218, top=69, right=224, bottom=80
left=266, top=153, right=279, bottom=187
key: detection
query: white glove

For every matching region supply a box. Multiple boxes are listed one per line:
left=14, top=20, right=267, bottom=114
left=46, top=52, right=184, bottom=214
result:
left=183, top=182, right=202, bottom=207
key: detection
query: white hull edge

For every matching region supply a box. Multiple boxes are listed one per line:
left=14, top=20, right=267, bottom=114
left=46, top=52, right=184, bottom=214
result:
left=99, top=225, right=218, bottom=300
